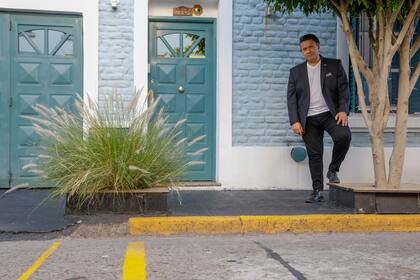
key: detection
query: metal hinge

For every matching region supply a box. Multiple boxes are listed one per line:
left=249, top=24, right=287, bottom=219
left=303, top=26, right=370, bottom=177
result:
left=9, top=20, right=12, bottom=31
left=9, top=97, right=12, bottom=108
left=8, top=171, right=12, bottom=186
left=147, top=89, right=155, bottom=105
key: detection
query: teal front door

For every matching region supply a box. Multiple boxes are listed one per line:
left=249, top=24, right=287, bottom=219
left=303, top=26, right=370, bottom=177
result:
left=0, top=12, right=83, bottom=187
left=149, top=19, right=216, bottom=181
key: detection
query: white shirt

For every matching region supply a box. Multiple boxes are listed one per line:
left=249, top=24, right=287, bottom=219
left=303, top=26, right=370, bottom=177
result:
left=307, top=61, right=329, bottom=117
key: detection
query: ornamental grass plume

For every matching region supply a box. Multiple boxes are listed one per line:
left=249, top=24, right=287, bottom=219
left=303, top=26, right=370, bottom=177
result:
left=22, top=88, right=205, bottom=207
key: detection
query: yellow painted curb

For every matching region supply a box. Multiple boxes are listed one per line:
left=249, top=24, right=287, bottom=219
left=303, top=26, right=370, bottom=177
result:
left=122, top=242, right=147, bottom=280
left=128, top=215, right=420, bottom=235
left=129, top=216, right=243, bottom=235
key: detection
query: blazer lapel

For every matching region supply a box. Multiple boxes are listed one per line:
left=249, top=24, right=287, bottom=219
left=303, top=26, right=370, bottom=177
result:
left=301, top=63, right=310, bottom=97
left=320, top=57, right=327, bottom=91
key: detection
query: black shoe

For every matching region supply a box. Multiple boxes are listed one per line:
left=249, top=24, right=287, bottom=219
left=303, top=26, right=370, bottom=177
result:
left=327, top=170, right=340, bottom=184
left=305, top=190, right=324, bottom=203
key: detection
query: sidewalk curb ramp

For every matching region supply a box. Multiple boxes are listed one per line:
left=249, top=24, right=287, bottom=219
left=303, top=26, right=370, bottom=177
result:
left=128, top=215, right=420, bottom=235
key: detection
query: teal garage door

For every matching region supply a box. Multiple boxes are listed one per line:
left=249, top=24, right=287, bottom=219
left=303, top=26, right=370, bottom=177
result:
left=0, top=12, right=83, bottom=188
left=149, top=19, right=216, bottom=181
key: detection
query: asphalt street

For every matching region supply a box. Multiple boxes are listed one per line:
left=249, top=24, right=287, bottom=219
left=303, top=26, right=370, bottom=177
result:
left=1, top=232, right=419, bottom=280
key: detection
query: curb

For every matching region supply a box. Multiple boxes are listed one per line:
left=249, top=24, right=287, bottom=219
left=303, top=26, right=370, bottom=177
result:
left=128, top=215, right=420, bottom=235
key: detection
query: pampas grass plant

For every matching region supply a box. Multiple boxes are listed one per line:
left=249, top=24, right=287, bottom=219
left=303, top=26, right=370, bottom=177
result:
left=22, top=89, right=205, bottom=208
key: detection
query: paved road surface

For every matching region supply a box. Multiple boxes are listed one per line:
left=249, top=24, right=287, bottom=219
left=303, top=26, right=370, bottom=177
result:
left=1, top=233, right=419, bottom=279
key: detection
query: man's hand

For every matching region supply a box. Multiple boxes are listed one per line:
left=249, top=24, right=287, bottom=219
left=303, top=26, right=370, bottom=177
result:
left=335, top=112, right=348, bottom=126
left=292, top=122, right=304, bottom=136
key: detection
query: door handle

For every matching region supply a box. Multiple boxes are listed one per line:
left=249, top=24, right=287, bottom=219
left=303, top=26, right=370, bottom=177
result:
left=178, top=86, right=185, bottom=94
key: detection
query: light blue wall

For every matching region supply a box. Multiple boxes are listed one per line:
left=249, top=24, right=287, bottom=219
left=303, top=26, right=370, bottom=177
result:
left=336, top=132, right=420, bottom=147
left=232, top=0, right=337, bottom=146
left=98, top=0, right=134, bottom=104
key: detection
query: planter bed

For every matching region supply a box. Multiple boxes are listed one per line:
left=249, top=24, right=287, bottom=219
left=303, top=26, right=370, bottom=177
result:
left=329, top=183, right=420, bottom=214
left=66, top=187, right=169, bottom=214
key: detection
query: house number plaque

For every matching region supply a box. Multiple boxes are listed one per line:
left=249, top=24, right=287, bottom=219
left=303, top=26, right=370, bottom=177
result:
left=173, top=6, right=193, bottom=16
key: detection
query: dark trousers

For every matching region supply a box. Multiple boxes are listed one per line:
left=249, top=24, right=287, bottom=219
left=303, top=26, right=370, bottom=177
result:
left=302, top=111, right=351, bottom=191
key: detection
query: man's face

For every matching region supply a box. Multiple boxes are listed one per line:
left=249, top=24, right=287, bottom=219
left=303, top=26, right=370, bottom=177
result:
left=300, top=39, right=320, bottom=63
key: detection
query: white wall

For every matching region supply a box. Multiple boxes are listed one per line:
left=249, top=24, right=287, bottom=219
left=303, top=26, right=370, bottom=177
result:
left=134, top=0, right=149, bottom=106
left=336, top=17, right=349, bottom=76
left=226, top=147, right=420, bottom=189
left=0, top=0, right=98, bottom=105
left=216, top=0, right=234, bottom=185
left=149, top=0, right=218, bottom=17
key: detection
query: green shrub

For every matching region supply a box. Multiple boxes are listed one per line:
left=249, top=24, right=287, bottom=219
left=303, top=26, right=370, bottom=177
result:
left=24, top=90, right=205, bottom=206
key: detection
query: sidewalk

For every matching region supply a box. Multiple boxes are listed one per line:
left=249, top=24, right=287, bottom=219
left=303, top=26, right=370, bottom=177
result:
left=167, top=190, right=352, bottom=216
left=0, top=189, right=350, bottom=234
left=129, top=189, right=420, bottom=235
left=3, top=189, right=420, bottom=236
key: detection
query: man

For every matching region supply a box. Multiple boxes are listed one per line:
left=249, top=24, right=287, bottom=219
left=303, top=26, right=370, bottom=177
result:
left=287, top=34, right=351, bottom=203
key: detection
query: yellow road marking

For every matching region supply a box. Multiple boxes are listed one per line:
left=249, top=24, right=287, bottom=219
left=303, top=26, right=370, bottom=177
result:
left=123, top=242, right=147, bottom=280
left=128, top=215, right=420, bottom=235
left=17, top=241, right=60, bottom=280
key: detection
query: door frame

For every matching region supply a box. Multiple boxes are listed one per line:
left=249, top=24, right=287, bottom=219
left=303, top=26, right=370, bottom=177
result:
left=148, top=17, right=217, bottom=181
left=0, top=13, right=11, bottom=187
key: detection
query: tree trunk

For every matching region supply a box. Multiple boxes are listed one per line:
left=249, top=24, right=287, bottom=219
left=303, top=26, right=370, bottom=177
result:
left=333, top=1, right=419, bottom=188
left=388, top=32, right=412, bottom=188
left=366, top=64, right=391, bottom=188
left=369, top=125, right=388, bottom=188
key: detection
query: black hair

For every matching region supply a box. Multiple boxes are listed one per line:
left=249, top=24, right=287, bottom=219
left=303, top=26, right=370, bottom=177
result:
left=299, top=34, right=320, bottom=44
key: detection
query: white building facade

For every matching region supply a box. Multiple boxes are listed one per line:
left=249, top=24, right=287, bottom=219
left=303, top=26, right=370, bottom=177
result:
left=1, top=0, right=419, bottom=189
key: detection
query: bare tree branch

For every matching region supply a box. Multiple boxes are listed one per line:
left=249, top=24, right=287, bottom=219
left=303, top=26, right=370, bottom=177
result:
left=382, top=84, right=391, bottom=131
left=379, top=4, right=400, bottom=118
left=392, top=32, right=397, bottom=45
left=373, top=1, right=386, bottom=116
left=353, top=63, right=373, bottom=132
left=367, top=10, right=377, bottom=54
left=389, top=0, right=406, bottom=27
left=335, top=4, right=375, bottom=82
left=391, top=0, right=420, bottom=55
left=334, top=2, right=372, bottom=131
left=410, top=62, right=420, bottom=94
left=376, top=1, right=386, bottom=62
left=330, top=0, right=342, bottom=17
left=329, top=0, right=340, bottom=15
left=394, top=12, right=405, bottom=46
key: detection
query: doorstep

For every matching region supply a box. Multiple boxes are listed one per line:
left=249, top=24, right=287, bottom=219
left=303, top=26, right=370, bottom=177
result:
left=180, top=181, right=222, bottom=187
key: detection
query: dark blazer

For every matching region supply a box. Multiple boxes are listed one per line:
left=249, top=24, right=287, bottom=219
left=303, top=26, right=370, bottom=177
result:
left=287, top=56, right=349, bottom=128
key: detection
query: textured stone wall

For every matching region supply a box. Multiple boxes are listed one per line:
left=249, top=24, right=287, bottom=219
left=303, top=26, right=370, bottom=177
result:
left=98, top=0, right=134, bottom=104
left=232, top=0, right=337, bottom=146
